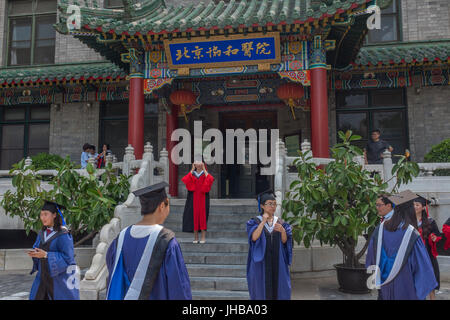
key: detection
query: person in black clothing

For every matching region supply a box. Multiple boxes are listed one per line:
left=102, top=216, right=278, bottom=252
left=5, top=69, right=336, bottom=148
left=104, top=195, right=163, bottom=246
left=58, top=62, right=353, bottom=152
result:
left=414, top=195, right=443, bottom=300
left=364, top=129, right=393, bottom=164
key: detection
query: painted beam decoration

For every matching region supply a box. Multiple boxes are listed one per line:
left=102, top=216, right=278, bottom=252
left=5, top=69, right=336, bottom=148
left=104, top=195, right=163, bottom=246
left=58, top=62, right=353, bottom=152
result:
left=164, top=33, right=281, bottom=70
left=331, top=70, right=412, bottom=90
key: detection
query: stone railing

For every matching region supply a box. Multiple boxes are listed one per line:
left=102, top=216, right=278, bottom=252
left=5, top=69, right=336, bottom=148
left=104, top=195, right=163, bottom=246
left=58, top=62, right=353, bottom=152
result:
left=275, top=139, right=450, bottom=227
left=78, top=142, right=169, bottom=300
left=0, top=156, right=108, bottom=179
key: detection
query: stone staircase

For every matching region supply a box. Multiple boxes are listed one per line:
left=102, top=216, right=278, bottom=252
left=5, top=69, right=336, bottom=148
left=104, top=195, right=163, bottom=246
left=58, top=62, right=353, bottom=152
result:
left=165, top=199, right=257, bottom=300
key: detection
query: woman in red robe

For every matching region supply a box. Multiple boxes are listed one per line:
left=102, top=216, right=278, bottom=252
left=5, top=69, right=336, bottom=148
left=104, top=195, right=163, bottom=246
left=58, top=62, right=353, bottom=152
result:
left=182, top=161, right=214, bottom=243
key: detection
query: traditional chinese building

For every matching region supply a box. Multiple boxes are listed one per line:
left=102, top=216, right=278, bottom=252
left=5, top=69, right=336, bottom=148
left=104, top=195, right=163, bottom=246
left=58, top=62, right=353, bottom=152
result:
left=0, top=0, right=449, bottom=200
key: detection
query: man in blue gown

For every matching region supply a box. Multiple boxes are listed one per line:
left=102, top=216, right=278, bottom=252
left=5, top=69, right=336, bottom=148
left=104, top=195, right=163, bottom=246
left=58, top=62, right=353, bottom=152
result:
left=247, top=189, right=293, bottom=300
left=366, top=190, right=438, bottom=300
left=106, top=182, right=192, bottom=300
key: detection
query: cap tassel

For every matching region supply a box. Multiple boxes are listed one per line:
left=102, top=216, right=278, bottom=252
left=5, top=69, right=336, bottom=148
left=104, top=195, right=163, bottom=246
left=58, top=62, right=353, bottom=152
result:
left=56, top=205, right=66, bottom=226
left=258, top=196, right=261, bottom=213
left=426, top=204, right=429, bottom=218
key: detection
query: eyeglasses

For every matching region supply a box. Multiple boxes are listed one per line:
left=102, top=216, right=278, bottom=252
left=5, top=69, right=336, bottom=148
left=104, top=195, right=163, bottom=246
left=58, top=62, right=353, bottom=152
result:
left=375, top=203, right=385, bottom=208
left=264, top=202, right=277, bottom=207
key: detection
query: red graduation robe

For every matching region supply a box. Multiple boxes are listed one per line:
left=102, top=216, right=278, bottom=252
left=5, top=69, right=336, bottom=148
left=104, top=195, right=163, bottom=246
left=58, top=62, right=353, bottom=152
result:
left=182, top=172, right=214, bottom=231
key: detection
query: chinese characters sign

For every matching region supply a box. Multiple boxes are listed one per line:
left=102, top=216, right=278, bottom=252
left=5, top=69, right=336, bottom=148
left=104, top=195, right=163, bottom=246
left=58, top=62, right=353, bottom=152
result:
left=164, top=33, right=280, bottom=69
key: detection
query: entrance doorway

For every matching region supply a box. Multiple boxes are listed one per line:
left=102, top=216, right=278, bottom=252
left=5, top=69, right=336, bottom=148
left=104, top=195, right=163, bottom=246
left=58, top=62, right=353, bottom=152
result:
left=219, top=111, right=277, bottom=198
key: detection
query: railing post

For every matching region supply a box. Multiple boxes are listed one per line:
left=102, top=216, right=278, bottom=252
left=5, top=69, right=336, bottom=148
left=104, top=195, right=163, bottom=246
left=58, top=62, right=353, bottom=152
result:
left=275, top=138, right=286, bottom=218
left=301, top=139, right=312, bottom=162
left=160, top=148, right=169, bottom=191
left=123, top=144, right=135, bottom=176
left=382, top=150, right=395, bottom=191
left=143, top=142, right=154, bottom=186
left=24, top=157, right=33, bottom=168
left=105, top=154, right=113, bottom=166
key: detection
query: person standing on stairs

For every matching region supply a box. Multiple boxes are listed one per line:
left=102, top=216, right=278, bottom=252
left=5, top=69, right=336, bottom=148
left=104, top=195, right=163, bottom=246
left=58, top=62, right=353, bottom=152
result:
left=105, top=182, right=192, bottom=300
left=246, top=189, right=293, bottom=300
left=181, top=161, right=214, bottom=244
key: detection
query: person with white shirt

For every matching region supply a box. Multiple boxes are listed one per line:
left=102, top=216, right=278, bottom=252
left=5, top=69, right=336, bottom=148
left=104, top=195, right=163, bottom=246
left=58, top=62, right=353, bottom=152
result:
left=105, top=182, right=191, bottom=300
left=246, top=189, right=293, bottom=300
left=376, top=195, right=394, bottom=222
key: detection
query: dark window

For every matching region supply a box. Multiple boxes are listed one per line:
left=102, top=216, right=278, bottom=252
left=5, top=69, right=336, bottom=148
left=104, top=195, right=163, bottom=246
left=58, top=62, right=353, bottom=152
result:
left=0, top=105, right=51, bottom=169
left=366, top=0, right=401, bottom=44
left=7, top=0, right=56, bottom=66
left=336, top=92, right=368, bottom=108
left=100, top=101, right=159, bottom=160
left=336, top=89, right=408, bottom=160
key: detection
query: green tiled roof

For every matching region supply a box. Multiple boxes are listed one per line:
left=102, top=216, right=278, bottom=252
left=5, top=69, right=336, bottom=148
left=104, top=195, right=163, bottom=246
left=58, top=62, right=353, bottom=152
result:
left=0, top=62, right=127, bottom=85
left=56, top=0, right=374, bottom=36
left=355, top=40, right=450, bottom=67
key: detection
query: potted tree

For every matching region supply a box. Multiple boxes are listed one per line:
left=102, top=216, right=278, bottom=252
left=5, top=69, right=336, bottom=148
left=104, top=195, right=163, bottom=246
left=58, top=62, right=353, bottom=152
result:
left=282, top=131, right=419, bottom=293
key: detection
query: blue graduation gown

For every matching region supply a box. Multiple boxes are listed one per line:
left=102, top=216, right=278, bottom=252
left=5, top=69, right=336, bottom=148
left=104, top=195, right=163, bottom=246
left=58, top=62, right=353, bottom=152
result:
left=366, top=226, right=438, bottom=300
left=29, top=231, right=80, bottom=300
left=246, top=217, right=293, bottom=300
left=105, top=227, right=192, bottom=300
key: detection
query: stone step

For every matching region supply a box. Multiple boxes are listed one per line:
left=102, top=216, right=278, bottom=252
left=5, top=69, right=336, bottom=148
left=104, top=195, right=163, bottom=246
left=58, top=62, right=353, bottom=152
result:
left=190, top=276, right=248, bottom=291
left=182, top=252, right=247, bottom=265
left=168, top=199, right=257, bottom=215
left=192, top=290, right=250, bottom=300
left=165, top=212, right=256, bottom=224
left=173, top=231, right=248, bottom=240
left=165, top=221, right=249, bottom=232
left=179, top=239, right=248, bottom=253
left=187, top=264, right=247, bottom=278
left=169, top=199, right=256, bottom=206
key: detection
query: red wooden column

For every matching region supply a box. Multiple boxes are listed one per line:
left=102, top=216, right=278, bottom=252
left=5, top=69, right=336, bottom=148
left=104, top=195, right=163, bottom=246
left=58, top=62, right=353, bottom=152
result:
left=166, top=104, right=179, bottom=197
left=128, top=76, right=145, bottom=159
left=309, top=37, right=330, bottom=158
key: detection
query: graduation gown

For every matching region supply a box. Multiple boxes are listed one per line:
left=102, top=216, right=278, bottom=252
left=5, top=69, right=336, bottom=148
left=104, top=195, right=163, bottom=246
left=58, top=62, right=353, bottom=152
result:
left=366, top=224, right=438, bottom=300
left=418, top=218, right=442, bottom=290
left=105, top=225, right=192, bottom=300
left=181, top=172, right=214, bottom=232
left=246, top=216, right=293, bottom=300
left=29, top=229, right=79, bottom=300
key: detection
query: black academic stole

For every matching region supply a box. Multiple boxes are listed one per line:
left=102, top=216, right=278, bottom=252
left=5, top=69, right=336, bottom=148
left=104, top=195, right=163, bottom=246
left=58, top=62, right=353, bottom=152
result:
left=35, top=230, right=66, bottom=300
left=138, top=228, right=175, bottom=299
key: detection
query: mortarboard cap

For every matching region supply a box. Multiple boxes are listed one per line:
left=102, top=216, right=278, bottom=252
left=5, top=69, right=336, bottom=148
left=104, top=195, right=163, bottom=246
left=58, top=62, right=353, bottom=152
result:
left=133, top=182, right=169, bottom=215
left=413, top=194, right=431, bottom=206
left=387, top=190, right=418, bottom=207
left=256, top=189, right=276, bottom=212
left=42, top=200, right=66, bottom=226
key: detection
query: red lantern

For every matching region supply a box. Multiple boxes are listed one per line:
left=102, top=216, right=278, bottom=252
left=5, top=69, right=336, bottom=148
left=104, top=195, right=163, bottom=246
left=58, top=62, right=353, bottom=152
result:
left=169, top=90, right=196, bottom=123
left=276, top=83, right=305, bottom=119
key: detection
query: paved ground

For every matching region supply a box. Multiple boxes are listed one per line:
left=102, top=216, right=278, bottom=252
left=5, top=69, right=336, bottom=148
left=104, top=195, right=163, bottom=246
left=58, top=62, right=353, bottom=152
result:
left=1, top=270, right=448, bottom=300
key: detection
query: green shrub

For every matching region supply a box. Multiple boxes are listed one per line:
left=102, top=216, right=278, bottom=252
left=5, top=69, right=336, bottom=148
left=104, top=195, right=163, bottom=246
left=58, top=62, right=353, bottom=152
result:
left=424, top=138, right=450, bottom=176
left=30, top=153, right=67, bottom=170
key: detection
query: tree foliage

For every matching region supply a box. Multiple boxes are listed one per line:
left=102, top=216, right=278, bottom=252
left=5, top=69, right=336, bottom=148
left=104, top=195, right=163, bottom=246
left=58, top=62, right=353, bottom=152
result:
left=1, top=157, right=130, bottom=246
left=282, top=130, right=420, bottom=268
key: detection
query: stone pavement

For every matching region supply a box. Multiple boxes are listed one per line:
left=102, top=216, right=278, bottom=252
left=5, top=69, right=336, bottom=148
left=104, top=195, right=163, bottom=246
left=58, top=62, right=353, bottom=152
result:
left=1, top=270, right=449, bottom=300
